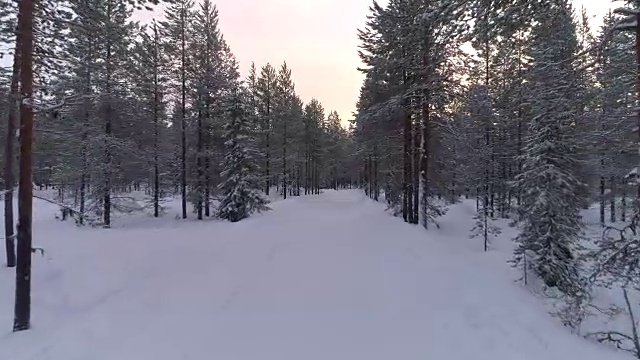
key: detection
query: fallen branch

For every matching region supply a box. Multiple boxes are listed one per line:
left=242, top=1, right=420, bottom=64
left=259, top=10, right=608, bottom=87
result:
left=589, top=214, right=640, bottom=283
left=31, top=247, right=45, bottom=257
left=32, top=194, right=86, bottom=223
left=587, top=331, right=635, bottom=352
left=0, top=234, right=16, bottom=241
left=0, top=189, right=13, bottom=197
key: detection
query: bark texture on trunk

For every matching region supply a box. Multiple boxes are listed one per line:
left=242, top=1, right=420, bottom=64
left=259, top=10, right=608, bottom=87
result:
left=14, top=0, right=35, bottom=332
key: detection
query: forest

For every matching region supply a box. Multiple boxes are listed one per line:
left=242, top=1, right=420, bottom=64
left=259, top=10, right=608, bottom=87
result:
left=3, top=0, right=640, bottom=358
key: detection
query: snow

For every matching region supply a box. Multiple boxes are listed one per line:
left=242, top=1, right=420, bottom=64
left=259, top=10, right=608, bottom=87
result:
left=0, top=190, right=632, bottom=360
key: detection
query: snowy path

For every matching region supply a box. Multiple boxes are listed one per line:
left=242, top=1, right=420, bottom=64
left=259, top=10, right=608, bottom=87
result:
left=0, top=190, right=631, bottom=359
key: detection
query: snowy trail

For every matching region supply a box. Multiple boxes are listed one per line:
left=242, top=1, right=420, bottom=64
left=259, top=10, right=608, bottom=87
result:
left=0, top=190, right=632, bottom=359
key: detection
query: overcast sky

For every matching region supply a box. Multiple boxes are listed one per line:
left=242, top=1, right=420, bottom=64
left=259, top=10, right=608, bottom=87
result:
left=134, top=0, right=374, bottom=122
left=0, top=0, right=623, bottom=123
left=134, top=0, right=620, bottom=123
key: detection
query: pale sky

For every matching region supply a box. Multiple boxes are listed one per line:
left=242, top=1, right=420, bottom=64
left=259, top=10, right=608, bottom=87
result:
left=137, top=0, right=613, bottom=123
left=0, top=0, right=620, bottom=123
left=135, top=0, right=378, bottom=122
left=205, top=0, right=372, bottom=122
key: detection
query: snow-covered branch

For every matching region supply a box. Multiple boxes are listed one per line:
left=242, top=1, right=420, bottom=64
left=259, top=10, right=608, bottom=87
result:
left=22, top=94, right=93, bottom=113
left=613, top=8, right=640, bottom=17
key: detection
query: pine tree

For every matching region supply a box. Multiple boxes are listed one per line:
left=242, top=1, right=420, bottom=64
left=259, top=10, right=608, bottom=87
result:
left=463, top=84, right=497, bottom=243
left=161, top=0, right=194, bottom=219
left=189, top=0, right=222, bottom=219
left=256, top=64, right=277, bottom=195
left=2, top=0, right=17, bottom=268
left=13, top=0, right=35, bottom=332
left=131, top=21, right=168, bottom=217
left=274, top=62, right=295, bottom=199
left=592, top=12, right=636, bottom=226
left=354, top=0, right=468, bottom=225
left=303, top=99, right=325, bottom=195
left=289, top=95, right=305, bottom=195
left=325, top=111, right=344, bottom=190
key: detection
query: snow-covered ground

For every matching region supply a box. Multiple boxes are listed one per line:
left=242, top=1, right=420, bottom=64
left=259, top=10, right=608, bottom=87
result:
left=0, top=190, right=632, bottom=360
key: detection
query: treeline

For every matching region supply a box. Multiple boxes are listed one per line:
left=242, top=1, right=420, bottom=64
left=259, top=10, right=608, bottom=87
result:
left=353, top=0, right=640, bottom=346
left=0, top=0, right=356, bottom=230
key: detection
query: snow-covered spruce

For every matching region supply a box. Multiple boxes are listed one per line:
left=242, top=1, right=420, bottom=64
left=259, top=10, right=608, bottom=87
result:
left=217, top=86, right=269, bottom=222
left=512, top=1, right=586, bottom=297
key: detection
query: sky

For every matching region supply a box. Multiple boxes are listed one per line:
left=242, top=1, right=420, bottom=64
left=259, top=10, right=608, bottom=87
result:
left=134, top=0, right=617, bottom=124
left=0, top=0, right=623, bottom=124
left=135, top=0, right=376, bottom=123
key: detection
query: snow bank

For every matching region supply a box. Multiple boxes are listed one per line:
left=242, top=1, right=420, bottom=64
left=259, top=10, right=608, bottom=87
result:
left=0, top=190, right=631, bottom=359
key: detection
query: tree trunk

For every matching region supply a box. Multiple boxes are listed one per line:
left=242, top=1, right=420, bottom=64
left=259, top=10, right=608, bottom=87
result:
left=204, top=27, right=212, bottom=218
left=196, top=106, right=203, bottom=220
left=622, top=180, right=627, bottom=223
left=180, top=7, right=187, bottom=219
left=304, top=150, right=309, bottom=195
left=412, top=120, right=419, bottom=224
left=79, top=134, right=87, bottom=225
left=403, top=107, right=412, bottom=223
left=204, top=166, right=210, bottom=217
left=611, top=175, right=616, bottom=223
left=374, top=151, right=379, bottom=202
left=80, top=44, right=90, bottom=226
left=297, top=165, right=301, bottom=196
left=153, top=24, right=160, bottom=218
left=600, top=175, right=605, bottom=226
left=103, top=0, right=114, bottom=229
left=282, top=112, right=287, bottom=200
left=421, top=44, right=431, bottom=230
left=315, top=160, right=319, bottom=194
left=265, top=94, right=271, bottom=196
left=4, top=32, right=20, bottom=268
left=500, top=153, right=507, bottom=218
left=14, top=0, right=34, bottom=332
left=635, top=13, right=640, bottom=212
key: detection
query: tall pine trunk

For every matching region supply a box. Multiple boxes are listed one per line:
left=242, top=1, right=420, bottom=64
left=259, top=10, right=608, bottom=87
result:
left=600, top=175, right=606, bottom=226
left=304, top=150, right=309, bottom=195
left=636, top=13, right=640, bottom=212
left=78, top=0, right=93, bottom=226
left=79, top=30, right=91, bottom=226
left=622, top=182, right=627, bottom=223
left=204, top=29, right=212, bottom=218
left=4, top=32, right=19, bottom=268
left=374, top=149, right=379, bottom=201
left=611, top=175, right=616, bottom=223
left=315, top=160, right=319, bottom=194
left=412, top=119, right=419, bottom=224
left=196, top=105, right=203, bottom=220
left=80, top=116, right=88, bottom=225
left=282, top=111, right=287, bottom=200
left=421, top=43, right=431, bottom=230
left=403, top=108, right=412, bottom=223
left=180, top=7, right=187, bottom=219
left=204, top=160, right=210, bottom=216
left=264, top=94, right=271, bottom=196
left=153, top=24, right=160, bottom=218
left=103, top=0, right=114, bottom=229
left=14, top=0, right=35, bottom=331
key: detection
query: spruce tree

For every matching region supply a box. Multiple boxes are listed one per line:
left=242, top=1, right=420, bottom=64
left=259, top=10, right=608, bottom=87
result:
left=218, top=84, right=269, bottom=222
left=512, top=0, right=585, bottom=296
